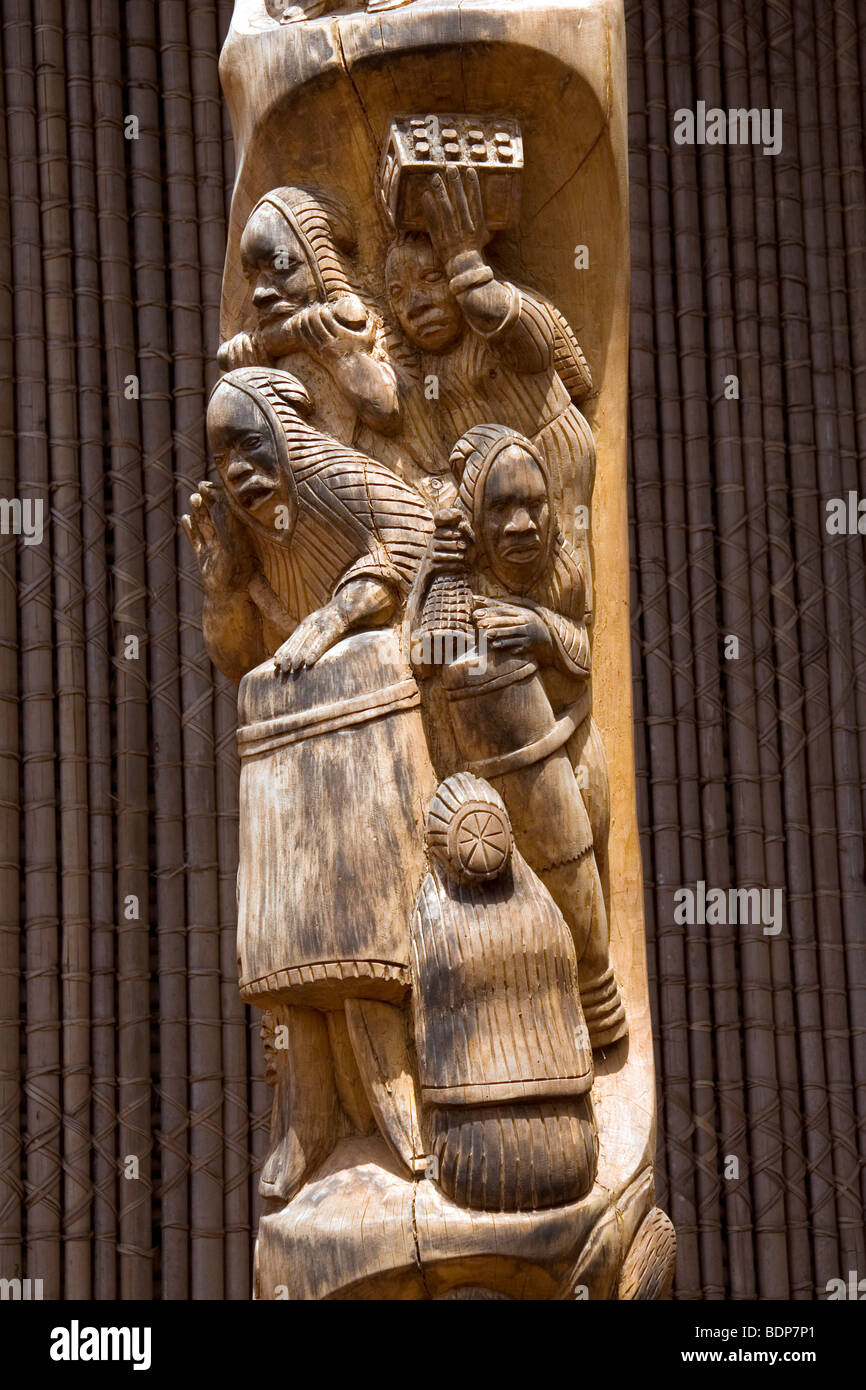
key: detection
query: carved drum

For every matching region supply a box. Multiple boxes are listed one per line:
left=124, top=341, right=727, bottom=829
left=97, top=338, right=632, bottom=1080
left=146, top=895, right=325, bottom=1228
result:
left=236, top=629, right=438, bottom=1009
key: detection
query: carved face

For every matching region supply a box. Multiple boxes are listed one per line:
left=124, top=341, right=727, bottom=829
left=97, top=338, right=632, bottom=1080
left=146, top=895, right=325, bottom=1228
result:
left=479, top=446, right=551, bottom=588
left=240, top=202, right=320, bottom=324
left=208, top=384, right=296, bottom=537
left=386, top=238, right=463, bottom=352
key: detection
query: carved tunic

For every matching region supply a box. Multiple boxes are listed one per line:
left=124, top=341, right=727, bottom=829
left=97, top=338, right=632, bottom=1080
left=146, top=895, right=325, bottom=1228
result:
left=362, top=284, right=597, bottom=541
left=226, top=370, right=433, bottom=641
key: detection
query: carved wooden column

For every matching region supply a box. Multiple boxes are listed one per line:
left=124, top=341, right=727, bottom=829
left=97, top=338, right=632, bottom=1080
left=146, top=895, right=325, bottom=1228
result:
left=184, top=0, right=676, bottom=1299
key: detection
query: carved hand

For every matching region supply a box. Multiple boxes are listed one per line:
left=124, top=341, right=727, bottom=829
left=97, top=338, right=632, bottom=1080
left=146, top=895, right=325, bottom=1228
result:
left=474, top=600, right=552, bottom=656
left=272, top=601, right=348, bottom=674
left=430, top=507, right=475, bottom=573
left=216, top=331, right=265, bottom=372
left=263, top=294, right=378, bottom=361
left=421, top=165, right=490, bottom=270
left=181, top=480, right=257, bottom=596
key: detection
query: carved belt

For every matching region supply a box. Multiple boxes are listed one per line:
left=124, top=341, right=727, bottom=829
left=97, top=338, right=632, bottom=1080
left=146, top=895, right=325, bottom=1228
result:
left=236, top=677, right=420, bottom=757
left=467, top=691, right=590, bottom=780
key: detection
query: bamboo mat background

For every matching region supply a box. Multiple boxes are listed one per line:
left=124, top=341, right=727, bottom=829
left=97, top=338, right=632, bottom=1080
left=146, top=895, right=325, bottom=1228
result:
left=0, top=0, right=863, bottom=1299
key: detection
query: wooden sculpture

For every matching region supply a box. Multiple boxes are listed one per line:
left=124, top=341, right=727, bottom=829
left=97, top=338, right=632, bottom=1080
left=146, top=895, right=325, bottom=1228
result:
left=182, top=0, right=676, bottom=1299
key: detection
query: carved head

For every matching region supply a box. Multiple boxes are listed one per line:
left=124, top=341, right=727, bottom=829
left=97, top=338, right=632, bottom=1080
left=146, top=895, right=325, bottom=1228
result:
left=450, top=424, right=553, bottom=589
left=207, top=368, right=312, bottom=541
left=385, top=233, right=463, bottom=352
left=240, top=186, right=356, bottom=324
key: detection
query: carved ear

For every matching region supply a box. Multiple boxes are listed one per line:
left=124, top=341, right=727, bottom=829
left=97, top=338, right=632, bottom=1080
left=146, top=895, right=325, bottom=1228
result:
left=270, top=372, right=314, bottom=418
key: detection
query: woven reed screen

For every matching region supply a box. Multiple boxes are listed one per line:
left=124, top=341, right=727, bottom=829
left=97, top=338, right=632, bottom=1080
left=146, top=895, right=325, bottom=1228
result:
left=0, top=0, right=863, bottom=1300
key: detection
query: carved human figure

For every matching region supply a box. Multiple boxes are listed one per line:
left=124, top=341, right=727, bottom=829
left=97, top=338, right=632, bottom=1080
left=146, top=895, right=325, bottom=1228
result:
left=181, top=367, right=432, bottom=683
left=414, top=422, right=625, bottom=1047
left=218, top=186, right=400, bottom=445
left=383, top=165, right=598, bottom=613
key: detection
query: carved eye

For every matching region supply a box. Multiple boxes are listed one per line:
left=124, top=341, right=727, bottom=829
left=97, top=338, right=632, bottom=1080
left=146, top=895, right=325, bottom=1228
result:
left=422, top=270, right=444, bottom=285
left=241, top=433, right=263, bottom=449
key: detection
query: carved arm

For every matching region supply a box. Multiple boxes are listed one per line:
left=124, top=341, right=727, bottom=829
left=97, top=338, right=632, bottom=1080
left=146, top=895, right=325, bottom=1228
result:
left=181, top=480, right=268, bottom=684
left=273, top=575, right=397, bottom=674
left=219, top=296, right=402, bottom=435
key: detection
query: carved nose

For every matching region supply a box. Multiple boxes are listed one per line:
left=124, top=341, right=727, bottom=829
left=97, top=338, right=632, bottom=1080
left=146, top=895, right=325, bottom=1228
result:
left=252, top=284, right=278, bottom=306
left=407, top=288, right=427, bottom=315
left=504, top=509, right=535, bottom=533
left=226, top=458, right=253, bottom=481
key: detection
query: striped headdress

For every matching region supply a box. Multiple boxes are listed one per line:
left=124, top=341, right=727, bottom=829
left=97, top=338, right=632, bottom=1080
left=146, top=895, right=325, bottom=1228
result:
left=248, top=185, right=356, bottom=301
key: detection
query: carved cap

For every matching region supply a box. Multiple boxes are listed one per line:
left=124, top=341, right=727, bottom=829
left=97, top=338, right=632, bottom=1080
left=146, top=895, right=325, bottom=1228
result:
left=449, top=423, right=551, bottom=518
left=248, top=185, right=356, bottom=301
left=210, top=366, right=313, bottom=422
left=207, top=368, right=311, bottom=538
left=426, top=773, right=512, bottom=883
left=448, top=423, right=556, bottom=586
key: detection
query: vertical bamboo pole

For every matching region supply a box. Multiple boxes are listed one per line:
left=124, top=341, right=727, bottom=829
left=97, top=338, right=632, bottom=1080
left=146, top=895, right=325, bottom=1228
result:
left=649, top=1, right=729, bottom=1298
left=631, top=0, right=703, bottom=1298
left=791, top=0, right=864, bottom=1280
left=741, top=0, right=814, bottom=1299
left=4, top=0, right=62, bottom=1299
left=0, top=40, right=22, bottom=1285
left=850, top=8, right=866, bottom=474
left=66, top=0, right=119, bottom=1298
left=216, top=1, right=236, bottom=226
left=661, top=0, right=767, bottom=1299
left=189, top=0, right=253, bottom=1297
left=125, top=0, right=191, bottom=1302
left=726, top=0, right=812, bottom=1296
left=91, top=0, right=153, bottom=1299
left=158, top=0, right=225, bottom=1299
left=625, top=0, right=671, bottom=1245
left=34, top=0, right=94, bottom=1300
left=693, top=0, right=789, bottom=1298
left=189, top=0, right=225, bottom=394
left=828, top=0, right=866, bottom=1219
left=763, top=0, right=841, bottom=1291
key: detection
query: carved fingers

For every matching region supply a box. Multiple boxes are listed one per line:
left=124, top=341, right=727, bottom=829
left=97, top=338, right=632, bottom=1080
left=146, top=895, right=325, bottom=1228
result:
left=216, top=331, right=264, bottom=371
left=460, top=165, right=488, bottom=245
left=181, top=480, right=255, bottom=595
left=273, top=604, right=346, bottom=674
left=284, top=295, right=377, bottom=359
left=181, top=500, right=206, bottom=556
left=474, top=601, right=550, bottom=654
left=422, top=165, right=489, bottom=264
left=182, top=483, right=220, bottom=558
left=431, top=507, right=474, bottom=572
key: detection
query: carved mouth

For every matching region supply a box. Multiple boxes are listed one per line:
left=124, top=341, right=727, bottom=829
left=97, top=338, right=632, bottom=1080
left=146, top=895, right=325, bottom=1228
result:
left=500, top=540, right=540, bottom=560
left=235, top=477, right=277, bottom=508
left=411, top=311, right=450, bottom=332
left=257, top=302, right=295, bottom=324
